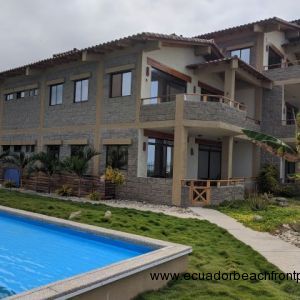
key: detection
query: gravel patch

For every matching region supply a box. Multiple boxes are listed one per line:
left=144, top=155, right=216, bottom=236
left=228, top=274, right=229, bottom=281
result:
left=274, top=224, right=300, bottom=248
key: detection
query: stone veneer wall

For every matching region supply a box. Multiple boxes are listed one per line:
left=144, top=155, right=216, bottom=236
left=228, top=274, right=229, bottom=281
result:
left=181, top=185, right=245, bottom=207
left=264, top=65, right=300, bottom=81
left=184, top=101, right=261, bottom=131
left=140, top=102, right=176, bottom=122
left=100, top=128, right=173, bottom=205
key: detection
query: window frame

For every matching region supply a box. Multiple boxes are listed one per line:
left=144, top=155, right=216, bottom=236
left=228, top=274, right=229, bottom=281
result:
left=110, top=70, right=132, bottom=98
left=16, top=91, right=25, bottom=99
left=5, top=93, right=14, bottom=101
left=147, top=138, right=174, bottom=178
left=106, top=145, right=128, bottom=171
left=49, top=83, right=63, bottom=106
left=74, top=78, right=89, bottom=103
left=29, top=89, right=38, bottom=97
left=230, top=47, right=251, bottom=64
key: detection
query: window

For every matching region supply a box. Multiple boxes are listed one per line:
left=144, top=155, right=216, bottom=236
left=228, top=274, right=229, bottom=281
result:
left=16, top=91, right=25, bottom=99
left=5, top=93, right=14, bottom=101
left=150, top=68, right=186, bottom=103
left=147, top=138, right=173, bottom=178
left=50, top=84, right=63, bottom=105
left=25, top=145, right=35, bottom=153
left=110, top=71, right=132, bottom=97
left=13, top=145, right=22, bottom=153
left=47, top=145, right=60, bottom=159
left=230, top=48, right=251, bottom=64
left=74, top=79, right=89, bottom=102
left=2, top=145, right=10, bottom=153
left=268, top=46, right=283, bottom=69
left=29, top=89, right=38, bottom=97
left=70, top=145, right=85, bottom=157
left=106, top=145, right=128, bottom=170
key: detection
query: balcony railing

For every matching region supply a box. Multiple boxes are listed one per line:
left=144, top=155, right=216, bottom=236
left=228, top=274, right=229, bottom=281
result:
left=141, top=93, right=246, bottom=111
left=263, top=59, right=300, bottom=71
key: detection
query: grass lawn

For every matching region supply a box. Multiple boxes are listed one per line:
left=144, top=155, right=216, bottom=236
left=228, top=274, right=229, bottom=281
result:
left=0, top=190, right=299, bottom=299
left=217, top=199, right=300, bottom=233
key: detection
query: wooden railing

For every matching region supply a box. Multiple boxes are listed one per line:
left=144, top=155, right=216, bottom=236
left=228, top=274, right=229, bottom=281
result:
left=181, top=178, right=245, bottom=206
left=141, top=93, right=246, bottom=111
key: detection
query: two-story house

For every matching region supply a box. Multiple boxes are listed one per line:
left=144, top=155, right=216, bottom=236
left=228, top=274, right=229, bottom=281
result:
left=0, top=18, right=299, bottom=206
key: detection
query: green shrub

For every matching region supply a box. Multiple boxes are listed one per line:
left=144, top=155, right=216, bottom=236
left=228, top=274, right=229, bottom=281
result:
left=257, top=164, right=280, bottom=194
left=88, top=192, right=101, bottom=201
left=3, top=180, right=16, bottom=188
left=248, top=195, right=269, bottom=211
left=56, top=185, right=73, bottom=196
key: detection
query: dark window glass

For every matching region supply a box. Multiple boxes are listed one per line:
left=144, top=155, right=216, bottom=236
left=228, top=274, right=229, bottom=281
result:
left=5, top=94, right=14, bottom=101
left=150, top=68, right=186, bottom=103
left=2, top=145, right=10, bottom=153
left=16, top=91, right=25, bottom=99
left=74, top=79, right=89, bottom=102
left=147, top=138, right=173, bottom=178
left=268, top=47, right=282, bottom=69
left=230, top=48, right=251, bottom=64
left=47, top=145, right=60, bottom=159
left=13, top=145, right=22, bottom=153
left=29, top=89, right=38, bottom=97
left=106, top=145, right=128, bottom=170
left=110, top=71, right=132, bottom=97
left=70, top=145, right=85, bottom=157
left=25, top=145, right=35, bottom=153
left=50, top=84, right=63, bottom=105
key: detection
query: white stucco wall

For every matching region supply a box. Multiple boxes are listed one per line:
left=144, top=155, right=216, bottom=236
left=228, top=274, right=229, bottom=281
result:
left=232, top=140, right=253, bottom=178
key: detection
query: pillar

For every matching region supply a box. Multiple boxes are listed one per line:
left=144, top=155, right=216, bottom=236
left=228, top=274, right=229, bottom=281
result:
left=221, top=136, right=233, bottom=179
left=171, top=95, right=188, bottom=206
left=224, top=68, right=236, bottom=101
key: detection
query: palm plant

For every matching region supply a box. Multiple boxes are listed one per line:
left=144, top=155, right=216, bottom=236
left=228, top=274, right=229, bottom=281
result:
left=1, top=151, right=34, bottom=188
left=31, top=152, right=61, bottom=193
left=62, top=146, right=99, bottom=197
left=243, top=112, right=300, bottom=178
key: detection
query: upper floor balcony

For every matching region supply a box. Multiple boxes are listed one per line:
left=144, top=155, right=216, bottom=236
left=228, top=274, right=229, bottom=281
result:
left=140, top=93, right=260, bottom=132
left=263, top=60, right=300, bottom=82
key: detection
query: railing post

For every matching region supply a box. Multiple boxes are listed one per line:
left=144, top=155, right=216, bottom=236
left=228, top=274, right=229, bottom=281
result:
left=203, top=95, right=207, bottom=102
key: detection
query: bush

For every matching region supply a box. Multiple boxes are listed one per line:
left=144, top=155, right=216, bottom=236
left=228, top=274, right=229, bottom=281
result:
left=88, top=192, right=101, bottom=201
left=3, top=180, right=16, bottom=188
left=104, top=166, right=125, bottom=185
left=257, top=164, right=280, bottom=194
left=248, top=195, right=269, bottom=211
left=56, top=185, right=73, bottom=196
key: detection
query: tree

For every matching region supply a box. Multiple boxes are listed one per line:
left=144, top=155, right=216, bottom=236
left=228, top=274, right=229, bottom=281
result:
left=31, top=152, right=61, bottom=193
left=1, top=151, right=34, bottom=188
left=62, top=146, right=99, bottom=197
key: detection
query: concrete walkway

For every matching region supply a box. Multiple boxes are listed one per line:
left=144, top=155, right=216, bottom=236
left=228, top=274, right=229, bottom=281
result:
left=190, top=207, right=300, bottom=274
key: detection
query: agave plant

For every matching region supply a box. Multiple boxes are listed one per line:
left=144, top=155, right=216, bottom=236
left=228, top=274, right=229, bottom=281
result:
left=62, top=146, right=100, bottom=197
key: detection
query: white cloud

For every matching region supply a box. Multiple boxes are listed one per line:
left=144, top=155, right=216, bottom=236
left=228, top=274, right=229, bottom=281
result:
left=0, top=0, right=298, bottom=71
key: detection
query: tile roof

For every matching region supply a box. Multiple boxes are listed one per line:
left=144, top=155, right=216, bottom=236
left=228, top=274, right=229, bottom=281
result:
left=0, top=32, right=223, bottom=78
left=196, top=17, right=300, bottom=39
left=187, top=57, right=272, bottom=82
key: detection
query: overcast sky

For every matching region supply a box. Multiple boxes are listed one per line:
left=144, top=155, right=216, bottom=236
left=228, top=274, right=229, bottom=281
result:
left=0, top=0, right=298, bottom=71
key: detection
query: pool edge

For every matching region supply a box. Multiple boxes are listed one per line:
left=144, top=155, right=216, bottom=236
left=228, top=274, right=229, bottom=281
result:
left=0, top=205, right=192, bottom=300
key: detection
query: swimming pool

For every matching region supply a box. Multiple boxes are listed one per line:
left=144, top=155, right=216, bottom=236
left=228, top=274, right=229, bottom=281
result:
left=0, top=206, right=191, bottom=300
left=0, top=210, right=152, bottom=297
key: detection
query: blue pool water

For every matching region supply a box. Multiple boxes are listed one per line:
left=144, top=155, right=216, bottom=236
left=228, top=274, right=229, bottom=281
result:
left=0, top=211, right=152, bottom=297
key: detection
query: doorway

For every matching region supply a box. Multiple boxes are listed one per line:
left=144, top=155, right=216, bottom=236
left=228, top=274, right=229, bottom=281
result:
left=198, top=142, right=221, bottom=180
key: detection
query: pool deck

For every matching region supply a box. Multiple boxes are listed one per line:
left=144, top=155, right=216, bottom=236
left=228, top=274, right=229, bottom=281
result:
left=0, top=206, right=191, bottom=300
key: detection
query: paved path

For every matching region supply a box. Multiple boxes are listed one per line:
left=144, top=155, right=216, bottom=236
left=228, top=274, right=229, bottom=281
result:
left=190, top=207, right=300, bottom=274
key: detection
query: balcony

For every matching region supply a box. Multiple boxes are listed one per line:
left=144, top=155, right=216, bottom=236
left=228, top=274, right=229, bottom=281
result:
left=140, top=94, right=260, bottom=131
left=263, top=61, right=300, bottom=81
